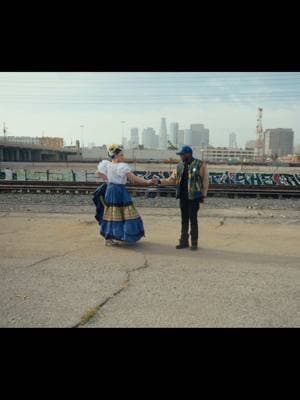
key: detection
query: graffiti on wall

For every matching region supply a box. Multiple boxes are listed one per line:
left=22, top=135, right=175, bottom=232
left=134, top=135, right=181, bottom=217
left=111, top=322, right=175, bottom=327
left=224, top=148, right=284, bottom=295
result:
left=134, top=170, right=300, bottom=186
left=1, top=168, right=300, bottom=186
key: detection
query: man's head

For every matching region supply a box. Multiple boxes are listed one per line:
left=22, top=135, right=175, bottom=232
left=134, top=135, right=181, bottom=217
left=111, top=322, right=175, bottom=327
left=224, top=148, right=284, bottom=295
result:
left=176, top=145, right=193, bottom=162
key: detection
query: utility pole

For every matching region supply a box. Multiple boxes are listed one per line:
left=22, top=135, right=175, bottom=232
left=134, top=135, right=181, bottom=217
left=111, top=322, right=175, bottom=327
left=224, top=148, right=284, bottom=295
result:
left=80, top=125, right=84, bottom=148
left=121, top=121, right=126, bottom=147
left=3, top=122, right=7, bottom=141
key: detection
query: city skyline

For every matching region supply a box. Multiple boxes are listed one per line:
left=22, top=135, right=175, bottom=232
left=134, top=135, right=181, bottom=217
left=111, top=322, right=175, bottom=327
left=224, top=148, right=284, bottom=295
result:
left=1, top=72, right=300, bottom=148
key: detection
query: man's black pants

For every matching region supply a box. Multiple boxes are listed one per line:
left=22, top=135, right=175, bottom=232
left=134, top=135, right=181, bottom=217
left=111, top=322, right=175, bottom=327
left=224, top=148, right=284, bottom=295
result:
left=179, top=197, right=200, bottom=244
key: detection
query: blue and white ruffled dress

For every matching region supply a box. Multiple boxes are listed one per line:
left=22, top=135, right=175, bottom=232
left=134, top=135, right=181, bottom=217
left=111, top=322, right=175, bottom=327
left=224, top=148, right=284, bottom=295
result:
left=93, top=160, right=145, bottom=243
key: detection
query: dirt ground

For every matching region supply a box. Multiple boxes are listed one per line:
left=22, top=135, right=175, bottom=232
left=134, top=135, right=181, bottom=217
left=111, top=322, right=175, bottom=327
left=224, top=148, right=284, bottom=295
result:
left=0, top=207, right=299, bottom=327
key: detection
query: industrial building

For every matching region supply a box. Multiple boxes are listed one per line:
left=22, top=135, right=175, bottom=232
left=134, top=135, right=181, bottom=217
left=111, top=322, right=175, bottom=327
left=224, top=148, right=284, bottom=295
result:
left=194, top=147, right=255, bottom=163
left=264, top=128, right=294, bottom=157
left=3, top=136, right=64, bottom=149
left=0, top=140, right=76, bottom=162
left=76, top=146, right=255, bottom=163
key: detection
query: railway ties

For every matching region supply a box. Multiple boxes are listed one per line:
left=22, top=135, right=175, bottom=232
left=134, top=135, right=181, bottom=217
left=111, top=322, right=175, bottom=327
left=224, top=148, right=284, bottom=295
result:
left=0, top=181, right=300, bottom=199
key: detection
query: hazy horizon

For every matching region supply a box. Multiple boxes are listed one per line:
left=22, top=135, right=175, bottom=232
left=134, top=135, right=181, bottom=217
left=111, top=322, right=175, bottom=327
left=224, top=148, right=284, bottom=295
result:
left=1, top=72, right=300, bottom=148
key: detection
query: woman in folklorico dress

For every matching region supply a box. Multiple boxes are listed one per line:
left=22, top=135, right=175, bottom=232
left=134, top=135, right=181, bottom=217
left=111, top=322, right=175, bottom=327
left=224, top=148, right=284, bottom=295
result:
left=94, top=144, right=155, bottom=246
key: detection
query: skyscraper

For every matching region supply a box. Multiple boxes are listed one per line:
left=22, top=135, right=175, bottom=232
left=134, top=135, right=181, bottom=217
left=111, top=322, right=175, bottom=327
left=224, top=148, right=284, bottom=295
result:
left=264, top=128, right=294, bottom=157
left=129, top=128, right=139, bottom=148
left=170, top=122, right=179, bottom=145
left=142, top=127, right=158, bottom=149
left=229, top=132, right=238, bottom=148
left=122, top=136, right=128, bottom=149
left=190, top=124, right=210, bottom=147
left=159, top=118, right=168, bottom=149
left=184, top=129, right=192, bottom=146
left=177, top=130, right=184, bottom=149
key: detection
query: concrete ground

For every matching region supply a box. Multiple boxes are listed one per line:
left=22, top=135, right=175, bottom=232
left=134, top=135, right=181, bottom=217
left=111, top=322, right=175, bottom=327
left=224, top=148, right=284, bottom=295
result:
left=0, top=207, right=299, bottom=327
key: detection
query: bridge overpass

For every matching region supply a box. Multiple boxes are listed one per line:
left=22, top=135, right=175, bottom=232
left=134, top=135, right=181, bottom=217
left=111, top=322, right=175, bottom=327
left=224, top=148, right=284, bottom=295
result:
left=0, top=140, right=77, bottom=162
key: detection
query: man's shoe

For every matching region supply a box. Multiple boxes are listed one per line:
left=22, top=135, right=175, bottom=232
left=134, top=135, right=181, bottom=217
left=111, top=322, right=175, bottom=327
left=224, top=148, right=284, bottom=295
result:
left=190, top=243, right=198, bottom=251
left=176, top=242, right=189, bottom=249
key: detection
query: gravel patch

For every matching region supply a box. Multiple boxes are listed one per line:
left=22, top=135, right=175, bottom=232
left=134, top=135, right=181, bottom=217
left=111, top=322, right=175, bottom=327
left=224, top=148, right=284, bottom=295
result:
left=0, top=193, right=300, bottom=213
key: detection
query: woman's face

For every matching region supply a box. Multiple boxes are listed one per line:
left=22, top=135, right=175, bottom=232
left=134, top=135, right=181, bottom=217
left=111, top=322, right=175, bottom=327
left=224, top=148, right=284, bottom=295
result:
left=115, top=151, right=124, bottom=162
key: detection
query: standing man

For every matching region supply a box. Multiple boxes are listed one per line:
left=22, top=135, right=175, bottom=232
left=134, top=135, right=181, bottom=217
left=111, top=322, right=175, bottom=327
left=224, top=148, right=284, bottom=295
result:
left=156, top=146, right=209, bottom=251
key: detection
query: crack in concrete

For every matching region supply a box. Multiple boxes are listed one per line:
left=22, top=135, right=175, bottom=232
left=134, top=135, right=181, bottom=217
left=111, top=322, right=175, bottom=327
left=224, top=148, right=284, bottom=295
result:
left=22, top=251, right=75, bottom=269
left=72, top=254, right=150, bottom=328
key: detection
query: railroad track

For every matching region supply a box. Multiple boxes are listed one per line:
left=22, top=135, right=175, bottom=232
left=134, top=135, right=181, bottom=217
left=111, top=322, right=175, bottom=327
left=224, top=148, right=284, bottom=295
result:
left=0, top=180, right=300, bottom=198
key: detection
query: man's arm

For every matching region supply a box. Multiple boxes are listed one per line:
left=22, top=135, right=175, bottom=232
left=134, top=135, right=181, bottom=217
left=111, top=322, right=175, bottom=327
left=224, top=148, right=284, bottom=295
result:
left=200, top=162, right=209, bottom=197
left=159, top=169, right=177, bottom=185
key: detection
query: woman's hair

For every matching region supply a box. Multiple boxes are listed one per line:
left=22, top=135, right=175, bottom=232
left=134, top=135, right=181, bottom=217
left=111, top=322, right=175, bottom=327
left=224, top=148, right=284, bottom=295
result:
left=108, top=144, right=123, bottom=159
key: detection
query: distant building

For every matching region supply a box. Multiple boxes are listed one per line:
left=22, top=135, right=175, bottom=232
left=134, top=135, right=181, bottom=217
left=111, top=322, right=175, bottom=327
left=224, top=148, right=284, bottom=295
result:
left=169, top=122, right=179, bottom=146
left=264, top=128, right=294, bottom=157
left=184, top=129, right=192, bottom=146
left=159, top=118, right=168, bottom=150
left=229, top=132, right=238, bottom=148
left=2, top=136, right=40, bottom=145
left=39, top=137, right=64, bottom=148
left=294, top=144, right=300, bottom=155
left=245, top=140, right=256, bottom=149
left=2, top=136, right=64, bottom=148
left=122, top=136, right=128, bottom=149
left=193, top=146, right=255, bottom=162
left=142, top=127, right=159, bottom=149
left=190, top=124, right=210, bottom=147
left=177, top=130, right=184, bottom=149
left=129, top=128, right=139, bottom=148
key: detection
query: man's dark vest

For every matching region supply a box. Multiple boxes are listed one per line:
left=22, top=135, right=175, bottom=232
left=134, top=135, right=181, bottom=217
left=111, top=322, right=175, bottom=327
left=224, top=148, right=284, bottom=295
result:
left=175, top=158, right=203, bottom=200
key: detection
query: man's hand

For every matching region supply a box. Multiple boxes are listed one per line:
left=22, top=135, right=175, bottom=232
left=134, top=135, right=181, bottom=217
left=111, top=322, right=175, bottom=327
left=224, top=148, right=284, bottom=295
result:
left=151, top=178, right=159, bottom=185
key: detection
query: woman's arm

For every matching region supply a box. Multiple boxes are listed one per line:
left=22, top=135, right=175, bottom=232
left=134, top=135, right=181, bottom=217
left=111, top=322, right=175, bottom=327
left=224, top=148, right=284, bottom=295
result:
left=126, top=172, right=152, bottom=186
left=95, top=170, right=108, bottom=181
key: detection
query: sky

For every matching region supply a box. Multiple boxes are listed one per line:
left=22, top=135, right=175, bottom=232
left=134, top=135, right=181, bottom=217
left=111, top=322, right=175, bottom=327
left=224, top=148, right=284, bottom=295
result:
left=0, top=72, right=300, bottom=148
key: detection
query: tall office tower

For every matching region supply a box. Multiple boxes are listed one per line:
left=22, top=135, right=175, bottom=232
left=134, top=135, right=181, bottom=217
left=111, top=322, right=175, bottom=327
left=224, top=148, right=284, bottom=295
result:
left=184, top=129, right=192, bottom=146
left=170, top=122, right=179, bottom=145
left=122, top=136, right=128, bottom=149
left=177, top=130, right=184, bottom=149
left=229, top=132, right=238, bottom=148
left=142, top=127, right=158, bottom=149
left=264, top=128, right=294, bottom=157
left=190, top=124, right=210, bottom=147
left=159, top=117, right=168, bottom=149
left=130, top=128, right=139, bottom=148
